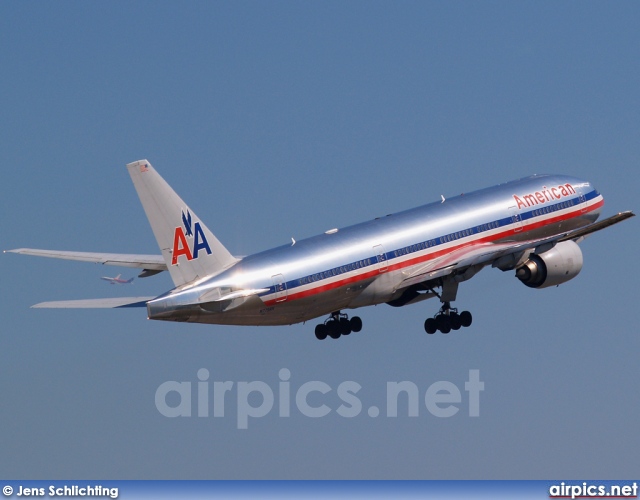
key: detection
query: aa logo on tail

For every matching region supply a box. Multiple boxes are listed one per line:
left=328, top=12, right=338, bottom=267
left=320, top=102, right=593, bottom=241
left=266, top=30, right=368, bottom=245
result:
left=171, top=209, right=212, bottom=265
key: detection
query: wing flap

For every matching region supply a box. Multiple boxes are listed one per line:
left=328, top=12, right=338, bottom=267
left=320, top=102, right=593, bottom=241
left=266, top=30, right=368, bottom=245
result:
left=397, top=241, right=524, bottom=290
left=31, top=297, right=155, bottom=308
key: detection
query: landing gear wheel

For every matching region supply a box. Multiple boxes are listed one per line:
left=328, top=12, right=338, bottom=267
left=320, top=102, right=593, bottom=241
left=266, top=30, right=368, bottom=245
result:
left=350, top=316, right=362, bottom=333
left=328, top=321, right=341, bottom=339
left=424, top=318, right=437, bottom=334
left=460, top=311, right=472, bottom=328
left=339, top=318, right=352, bottom=335
left=315, top=324, right=327, bottom=340
left=436, top=315, right=451, bottom=334
left=450, top=312, right=462, bottom=331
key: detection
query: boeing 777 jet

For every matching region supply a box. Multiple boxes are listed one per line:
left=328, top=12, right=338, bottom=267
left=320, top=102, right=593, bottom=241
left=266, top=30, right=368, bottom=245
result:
left=100, top=274, right=134, bottom=285
left=6, top=160, right=634, bottom=339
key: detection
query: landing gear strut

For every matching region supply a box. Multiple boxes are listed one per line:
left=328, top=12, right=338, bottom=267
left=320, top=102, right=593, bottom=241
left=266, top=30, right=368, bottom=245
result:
left=424, top=302, right=472, bottom=334
left=315, top=311, right=362, bottom=340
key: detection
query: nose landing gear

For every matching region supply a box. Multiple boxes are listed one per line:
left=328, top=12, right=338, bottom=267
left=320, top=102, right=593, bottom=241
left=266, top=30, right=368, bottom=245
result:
left=315, top=311, right=363, bottom=340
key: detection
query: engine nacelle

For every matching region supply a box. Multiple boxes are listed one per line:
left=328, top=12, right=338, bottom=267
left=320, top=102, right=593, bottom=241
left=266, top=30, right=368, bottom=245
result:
left=516, top=240, right=583, bottom=289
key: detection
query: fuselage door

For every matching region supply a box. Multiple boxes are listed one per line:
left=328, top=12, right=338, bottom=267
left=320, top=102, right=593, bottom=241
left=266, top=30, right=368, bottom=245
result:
left=579, top=193, right=588, bottom=213
left=272, top=274, right=288, bottom=302
left=373, top=244, right=388, bottom=272
left=509, top=206, right=523, bottom=233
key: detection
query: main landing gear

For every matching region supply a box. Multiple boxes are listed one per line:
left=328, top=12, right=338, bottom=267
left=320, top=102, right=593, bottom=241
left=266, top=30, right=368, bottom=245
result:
left=424, top=302, right=472, bottom=334
left=315, top=311, right=363, bottom=340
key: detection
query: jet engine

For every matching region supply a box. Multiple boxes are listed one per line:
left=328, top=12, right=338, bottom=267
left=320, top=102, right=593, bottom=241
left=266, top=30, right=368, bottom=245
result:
left=516, top=240, right=583, bottom=289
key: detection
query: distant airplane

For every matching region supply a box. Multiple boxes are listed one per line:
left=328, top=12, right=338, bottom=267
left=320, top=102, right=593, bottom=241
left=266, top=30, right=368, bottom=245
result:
left=100, top=274, right=134, bottom=285
left=6, top=160, right=634, bottom=340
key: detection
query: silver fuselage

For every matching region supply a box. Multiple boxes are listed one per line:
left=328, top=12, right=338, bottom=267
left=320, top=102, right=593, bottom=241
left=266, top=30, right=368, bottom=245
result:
left=146, top=174, right=603, bottom=325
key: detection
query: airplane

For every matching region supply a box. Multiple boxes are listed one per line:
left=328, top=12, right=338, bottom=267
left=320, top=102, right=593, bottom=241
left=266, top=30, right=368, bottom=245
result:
left=5, top=160, right=634, bottom=340
left=100, top=274, right=134, bottom=285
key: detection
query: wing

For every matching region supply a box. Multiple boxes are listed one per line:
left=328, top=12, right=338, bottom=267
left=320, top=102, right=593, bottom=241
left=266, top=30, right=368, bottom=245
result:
left=556, top=211, right=635, bottom=243
left=396, top=211, right=635, bottom=290
left=31, top=297, right=155, bottom=308
left=5, top=248, right=167, bottom=276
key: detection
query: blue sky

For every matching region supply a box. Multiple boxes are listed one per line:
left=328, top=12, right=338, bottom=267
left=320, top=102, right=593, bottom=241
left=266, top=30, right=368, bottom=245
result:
left=1, top=2, right=638, bottom=479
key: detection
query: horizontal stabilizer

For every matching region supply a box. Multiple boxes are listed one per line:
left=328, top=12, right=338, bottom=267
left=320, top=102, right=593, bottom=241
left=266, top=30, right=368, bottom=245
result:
left=32, top=297, right=155, bottom=309
left=5, top=249, right=166, bottom=271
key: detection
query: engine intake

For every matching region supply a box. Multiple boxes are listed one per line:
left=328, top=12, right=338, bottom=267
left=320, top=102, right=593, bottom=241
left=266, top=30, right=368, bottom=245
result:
left=516, top=240, right=583, bottom=289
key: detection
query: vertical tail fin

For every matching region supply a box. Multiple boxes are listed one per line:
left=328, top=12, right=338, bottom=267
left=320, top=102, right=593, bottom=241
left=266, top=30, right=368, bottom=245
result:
left=126, top=160, right=238, bottom=287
